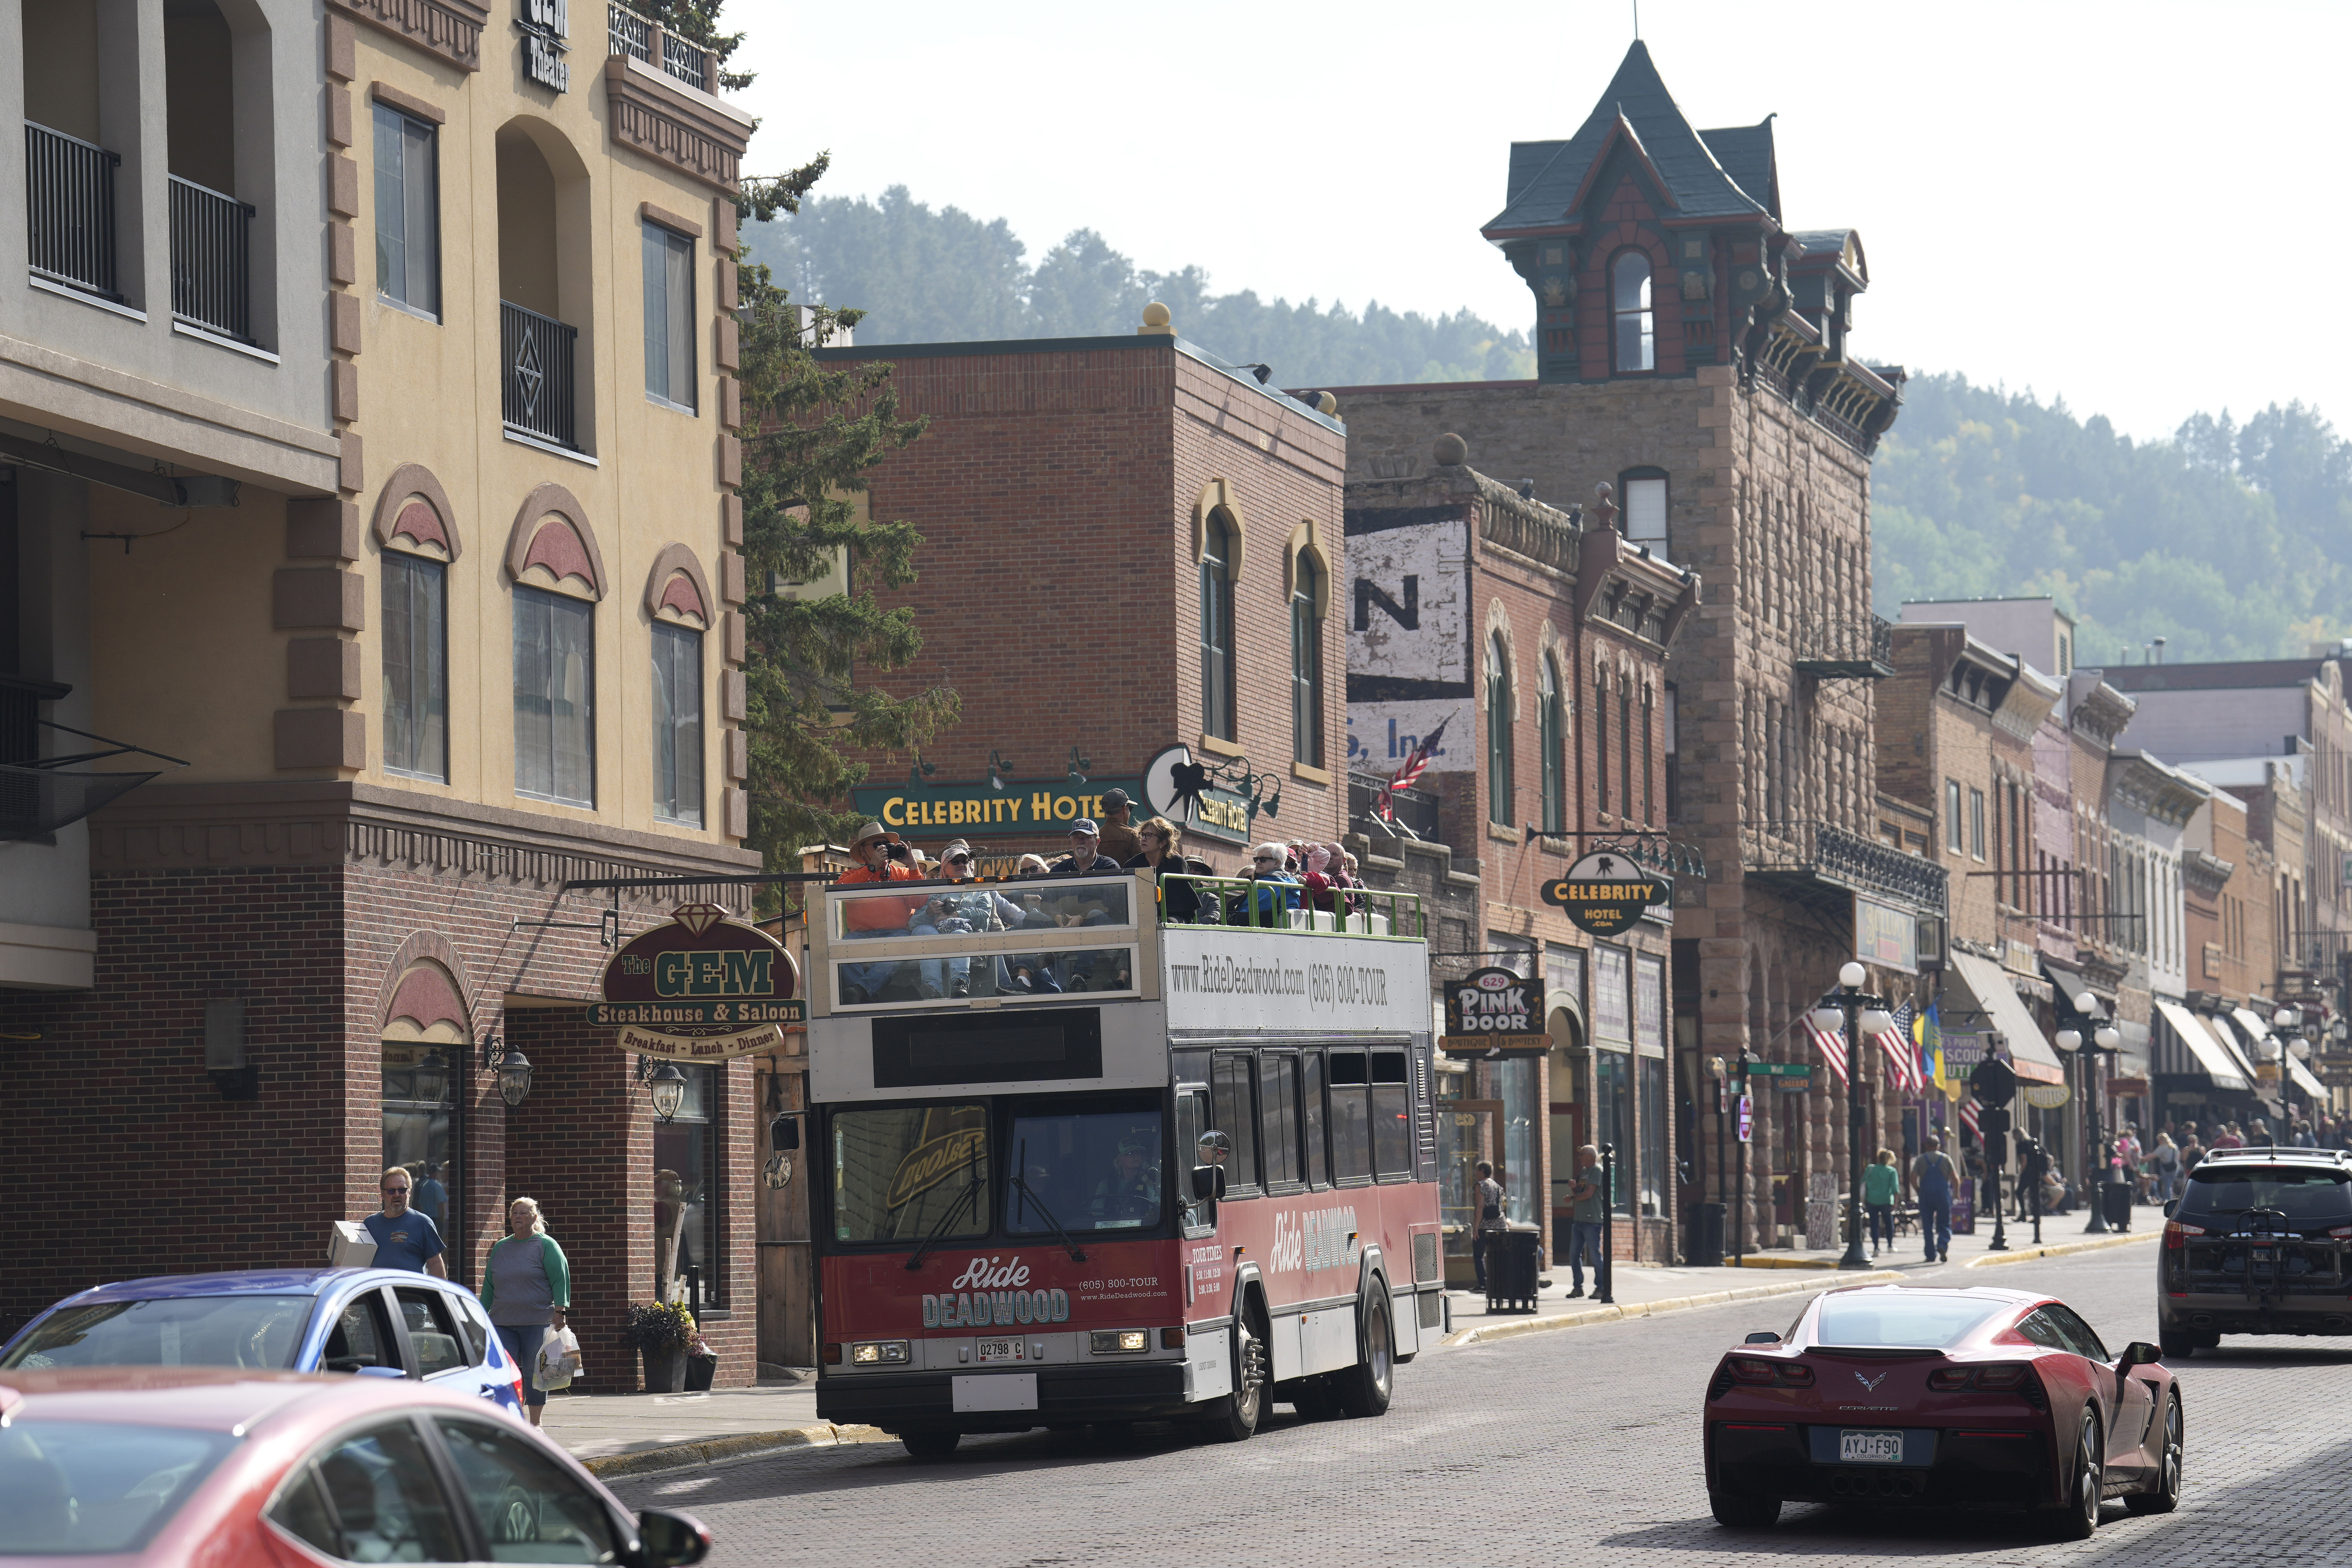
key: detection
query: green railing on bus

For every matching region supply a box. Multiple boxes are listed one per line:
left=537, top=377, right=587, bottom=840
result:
left=1156, top=874, right=1424, bottom=940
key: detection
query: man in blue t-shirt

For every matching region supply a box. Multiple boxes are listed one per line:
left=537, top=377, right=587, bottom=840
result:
left=365, top=1167, right=448, bottom=1275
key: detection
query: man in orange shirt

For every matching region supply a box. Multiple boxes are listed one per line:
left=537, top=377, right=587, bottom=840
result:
left=837, top=822, right=927, bottom=1004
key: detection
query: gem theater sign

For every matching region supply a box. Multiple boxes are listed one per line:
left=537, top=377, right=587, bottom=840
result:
left=519, top=0, right=570, bottom=92
left=591, top=902, right=803, bottom=1060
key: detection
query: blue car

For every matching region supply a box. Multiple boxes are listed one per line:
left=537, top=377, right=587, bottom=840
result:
left=0, top=1268, right=526, bottom=1413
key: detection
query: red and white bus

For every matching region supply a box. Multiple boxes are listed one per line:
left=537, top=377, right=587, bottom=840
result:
left=804, top=869, right=1442, bottom=1457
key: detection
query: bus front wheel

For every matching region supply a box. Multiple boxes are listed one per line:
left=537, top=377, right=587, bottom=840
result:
left=1198, top=1302, right=1267, bottom=1442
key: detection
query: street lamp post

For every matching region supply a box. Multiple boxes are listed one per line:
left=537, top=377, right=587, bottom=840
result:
left=2053, top=990, right=2120, bottom=1234
left=1733, top=1045, right=1756, bottom=1267
left=1813, top=962, right=1895, bottom=1272
left=1708, top=1054, right=1728, bottom=1268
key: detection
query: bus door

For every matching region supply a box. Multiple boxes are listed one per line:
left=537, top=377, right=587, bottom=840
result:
left=1439, top=1099, right=1500, bottom=1287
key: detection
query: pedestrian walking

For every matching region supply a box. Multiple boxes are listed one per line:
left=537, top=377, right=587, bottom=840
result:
left=364, top=1167, right=447, bottom=1277
left=1471, top=1161, right=1507, bottom=1293
left=1564, top=1145, right=1605, bottom=1298
left=2151, top=1132, right=2181, bottom=1204
left=1912, top=1136, right=1959, bottom=1263
left=1863, top=1148, right=1900, bottom=1257
left=480, top=1196, right=572, bottom=1428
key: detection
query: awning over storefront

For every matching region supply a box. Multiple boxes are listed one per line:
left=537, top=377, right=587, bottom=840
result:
left=2114, top=1018, right=2152, bottom=1081
left=2288, top=1055, right=2327, bottom=1102
left=1948, top=953, right=2066, bottom=1085
left=2205, top=1013, right=2264, bottom=1083
left=2154, top=999, right=2251, bottom=1092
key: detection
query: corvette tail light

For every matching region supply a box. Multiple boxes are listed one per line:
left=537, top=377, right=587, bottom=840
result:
left=2164, top=1220, right=2206, bottom=1251
left=1777, top=1362, right=1814, bottom=1387
left=2019, top=1368, right=2049, bottom=1412
left=1926, top=1367, right=1973, bottom=1391
left=1730, top=1357, right=1779, bottom=1385
left=1973, top=1364, right=2030, bottom=1390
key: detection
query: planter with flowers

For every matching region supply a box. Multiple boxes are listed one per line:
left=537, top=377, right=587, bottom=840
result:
left=684, top=1330, right=718, bottom=1392
left=622, top=1301, right=697, bottom=1393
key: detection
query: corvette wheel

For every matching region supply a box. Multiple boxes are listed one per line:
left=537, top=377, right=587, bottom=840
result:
left=2045, top=1406, right=2102, bottom=1541
left=1709, top=1488, right=1780, bottom=1528
left=2125, top=1393, right=2183, bottom=1515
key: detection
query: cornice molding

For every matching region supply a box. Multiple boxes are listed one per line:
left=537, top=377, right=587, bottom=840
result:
left=327, top=0, right=487, bottom=73
left=603, top=55, right=750, bottom=194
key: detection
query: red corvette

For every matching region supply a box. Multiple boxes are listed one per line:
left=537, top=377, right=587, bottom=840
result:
left=1704, top=1284, right=2182, bottom=1540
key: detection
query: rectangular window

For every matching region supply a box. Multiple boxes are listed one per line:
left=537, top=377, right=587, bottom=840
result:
left=1301, top=1050, right=1329, bottom=1188
left=373, top=103, right=439, bottom=317
left=642, top=221, right=696, bottom=411
left=1945, top=780, right=1963, bottom=853
left=1969, top=788, right=1986, bottom=860
left=1638, top=1055, right=1668, bottom=1218
left=1622, top=475, right=1668, bottom=546
left=651, top=622, right=703, bottom=825
left=1327, top=1050, right=1372, bottom=1181
left=1595, top=676, right=1611, bottom=816
left=382, top=553, right=447, bottom=782
left=1640, top=696, right=1654, bottom=824
left=1259, top=1052, right=1302, bottom=1188
left=1211, top=1054, right=1260, bottom=1191
left=1595, top=1048, right=1632, bottom=1215
left=655, top=1065, right=721, bottom=1307
left=1371, top=1050, right=1411, bottom=1178
left=513, top=585, right=595, bottom=807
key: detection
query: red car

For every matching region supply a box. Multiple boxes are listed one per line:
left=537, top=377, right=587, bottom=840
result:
left=1703, top=1284, right=2182, bottom=1540
left=0, top=1367, right=709, bottom=1566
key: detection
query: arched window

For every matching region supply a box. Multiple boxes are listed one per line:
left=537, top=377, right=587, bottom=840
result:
left=1612, top=251, right=1655, bottom=373
left=1200, top=509, right=1237, bottom=741
left=1290, top=554, right=1323, bottom=767
left=1595, top=666, right=1612, bottom=817
left=1486, top=631, right=1514, bottom=826
left=1539, top=655, right=1566, bottom=835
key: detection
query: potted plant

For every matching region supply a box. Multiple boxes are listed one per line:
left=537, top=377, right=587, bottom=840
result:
left=622, top=1301, right=696, bottom=1393
left=684, top=1330, right=718, bottom=1393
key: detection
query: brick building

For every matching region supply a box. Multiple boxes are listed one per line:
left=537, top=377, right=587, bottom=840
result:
left=808, top=314, right=1348, bottom=870
left=1, top=2, right=772, bottom=1385
left=1331, top=42, right=1939, bottom=1257
left=1343, top=442, right=1694, bottom=1270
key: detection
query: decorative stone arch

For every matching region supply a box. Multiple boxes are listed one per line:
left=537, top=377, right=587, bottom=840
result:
left=505, top=482, right=606, bottom=599
left=376, top=930, right=477, bottom=1044
left=1191, top=477, right=1248, bottom=580
left=643, top=543, right=714, bottom=629
left=1283, top=518, right=1333, bottom=616
left=374, top=463, right=462, bottom=560
left=1483, top=598, right=1522, bottom=722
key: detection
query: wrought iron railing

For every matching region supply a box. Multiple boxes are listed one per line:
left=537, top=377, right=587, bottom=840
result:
left=608, top=2, right=712, bottom=90
left=1743, top=818, right=1948, bottom=913
left=1790, top=612, right=1894, bottom=672
left=168, top=175, right=255, bottom=341
left=26, top=121, right=121, bottom=299
left=502, top=299, right=580, bottom=449
left=1349, top=771, right=1441, bottom=841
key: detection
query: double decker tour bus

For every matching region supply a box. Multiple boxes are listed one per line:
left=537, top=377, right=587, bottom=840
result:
left=803, top=867, right=1442, bottom=1457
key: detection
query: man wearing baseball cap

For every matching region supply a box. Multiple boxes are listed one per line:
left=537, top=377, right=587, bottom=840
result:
left=1094, top=789, right=1141, bottom=864
left=836, top=822, right=925, bottom=1004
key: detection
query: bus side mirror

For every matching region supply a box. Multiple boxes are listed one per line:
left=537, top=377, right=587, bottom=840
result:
left=1191, top=1166, right=1226, bottom=1202
left=770, top=1116, right=800, bottom=1153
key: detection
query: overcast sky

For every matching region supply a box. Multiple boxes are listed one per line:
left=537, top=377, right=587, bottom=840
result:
left=729, top=0, right=2346, bottom=444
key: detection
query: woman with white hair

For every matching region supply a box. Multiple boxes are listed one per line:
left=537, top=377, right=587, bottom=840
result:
left=479, top=1195, right=572, bottom=1425
left=1241, top=841, right=1301, bottom=927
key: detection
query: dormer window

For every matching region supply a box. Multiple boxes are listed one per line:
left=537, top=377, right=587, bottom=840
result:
left=1612, top=252, right=1655, bottom=372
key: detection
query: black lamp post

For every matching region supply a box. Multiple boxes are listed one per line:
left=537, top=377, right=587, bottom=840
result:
left=2053, top=989, right=2119, bottom=1234
left=1813, top=961, right=1894, bottom=1271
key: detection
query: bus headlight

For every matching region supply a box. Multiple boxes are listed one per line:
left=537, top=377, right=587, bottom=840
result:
left=1090, top=1330, right=1150, bottom=1355
left=850, top=1340, right=910, bottom=1365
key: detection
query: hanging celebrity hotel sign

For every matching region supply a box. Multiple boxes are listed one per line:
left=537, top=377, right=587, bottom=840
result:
left=1441, top=967, right=1548, bottom=1055
left=1542, top=851, right=1671, bottom=937
left=590, top=902, right=803, bottom=1060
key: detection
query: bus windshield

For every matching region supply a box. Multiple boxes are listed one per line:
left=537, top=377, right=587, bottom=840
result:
left=1008, top=1108, right=1165, bottom=1233
left=833, top=1104, right=991, bottom=1243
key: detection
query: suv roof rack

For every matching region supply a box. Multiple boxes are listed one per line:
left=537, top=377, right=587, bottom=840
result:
left=2197, top=1145, right=2352, bottom=1164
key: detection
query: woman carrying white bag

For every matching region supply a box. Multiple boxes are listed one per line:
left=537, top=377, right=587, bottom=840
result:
left=479, top=1196, right=574, bottom=1426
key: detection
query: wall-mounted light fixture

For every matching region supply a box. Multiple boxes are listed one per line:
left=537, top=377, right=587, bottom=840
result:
left=482, top=1032, right=533, bottom=1107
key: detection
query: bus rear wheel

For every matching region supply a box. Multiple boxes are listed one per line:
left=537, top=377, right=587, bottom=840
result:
left=1333, top=1284, right=1394, bottom=1418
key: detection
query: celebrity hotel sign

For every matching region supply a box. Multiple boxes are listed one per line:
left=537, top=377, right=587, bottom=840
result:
left=591, top=902, right=804, bottom=1060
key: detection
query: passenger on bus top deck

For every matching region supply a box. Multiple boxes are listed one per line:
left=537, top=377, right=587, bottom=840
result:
left=1239, top=841, right=1301, bottom=926
left=1093, top=789, right=1142, bottom=864
left=836, top=823, right=927, bottom=1005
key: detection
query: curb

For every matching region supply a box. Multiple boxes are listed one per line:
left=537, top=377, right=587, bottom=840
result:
left=578, top=1422, right=889, bottom=1480
left=1439, top=1270, right=1907, bottom=1348
left=1963, top=1229, right=2161, bottom=1267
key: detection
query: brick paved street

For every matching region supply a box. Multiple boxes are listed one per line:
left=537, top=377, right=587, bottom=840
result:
left=611, top=1248, right=2352, bottom=1567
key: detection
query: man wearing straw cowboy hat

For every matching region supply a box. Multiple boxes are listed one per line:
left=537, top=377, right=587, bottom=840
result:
left=837, top=821, right=926, bottom=1004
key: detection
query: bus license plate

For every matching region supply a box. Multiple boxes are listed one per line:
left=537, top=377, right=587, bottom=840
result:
left=1839, top=1429, right=1904, bottom=1465
left=977, top=1338, right=1025, bottom=1363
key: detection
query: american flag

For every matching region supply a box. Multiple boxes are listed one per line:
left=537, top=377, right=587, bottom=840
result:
left=1958, top=1097, right=1982, bottom=1138
left=1803, top=1010, right=1851, bottom=1088
left=1382, top=717, right=1450, bottom=806
left=1874, top=1001, right=1923, bottom=1095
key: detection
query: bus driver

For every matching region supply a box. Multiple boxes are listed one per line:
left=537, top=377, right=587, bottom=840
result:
left=1090, top=1135, right=1162, bottom=1225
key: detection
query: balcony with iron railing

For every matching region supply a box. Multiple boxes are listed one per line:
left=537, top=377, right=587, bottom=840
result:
left=25, top=121, right=121, bottom=300
left=608, top=2, right=716, bottom=93
left=502, top=299, right=580, bottom=451
left=1791, top=612, right=1895, bottom=678
left=1349, top=771, right=1441, bottom=842
left=168, top=175, right=255, bottom=342
left=1743, top=818, right=1948, bottom=916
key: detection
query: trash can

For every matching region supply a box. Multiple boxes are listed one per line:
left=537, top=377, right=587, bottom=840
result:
left=1486, top=1226, right=1543, bottom=1314
left=1691, top=1202, right=1726, bottom=1268
left=2101, top=1182, right=2134, bottom=1230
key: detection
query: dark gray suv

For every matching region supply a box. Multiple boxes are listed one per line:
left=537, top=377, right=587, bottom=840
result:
left=2159, top=1147, right=2352, bottom=1356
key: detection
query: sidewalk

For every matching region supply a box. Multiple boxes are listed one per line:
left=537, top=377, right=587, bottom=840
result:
left=549, top=1216, right=2161, bottom=1478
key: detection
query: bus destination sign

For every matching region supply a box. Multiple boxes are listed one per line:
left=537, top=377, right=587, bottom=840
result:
left=596, top=902, right=803, bottom=1060
left=1541, top=851, right=1671, bottom=937
left=1440, top=966, right=1548, bottom=1056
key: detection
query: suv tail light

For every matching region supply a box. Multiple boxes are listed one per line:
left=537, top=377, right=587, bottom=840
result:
left=2164, top=1220, right=2206, bottom=1250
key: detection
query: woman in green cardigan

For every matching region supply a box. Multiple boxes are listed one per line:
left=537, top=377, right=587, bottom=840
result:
left=481, top=1196, right=571, bottom=1426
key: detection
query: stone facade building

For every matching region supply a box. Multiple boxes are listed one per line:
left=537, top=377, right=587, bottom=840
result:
left=1332, top=42, right=1938, bottom=1258
left=1, top=1, right=770, bottom=1383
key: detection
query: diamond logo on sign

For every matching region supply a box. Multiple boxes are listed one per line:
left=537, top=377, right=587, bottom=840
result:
left=1541, top=851, right=1671, bottom=937
left=1440, top=966, right=1547, bottom=1056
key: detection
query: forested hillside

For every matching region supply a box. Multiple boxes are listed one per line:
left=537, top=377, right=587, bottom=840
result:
left=1874, top=377, right=2352, bottom=664
left=745, top=191, right=2352, bottom=664
left=743, top=188, right=1535, bottom=385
